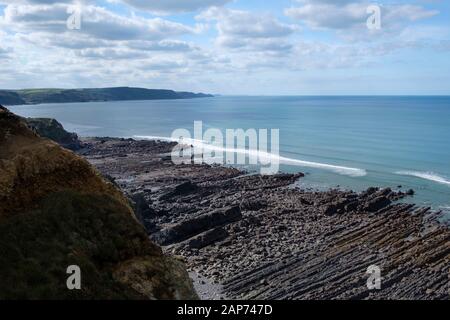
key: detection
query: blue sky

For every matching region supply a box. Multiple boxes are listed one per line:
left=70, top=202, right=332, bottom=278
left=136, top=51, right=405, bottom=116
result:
left=0, top=0, right=449, bottom=95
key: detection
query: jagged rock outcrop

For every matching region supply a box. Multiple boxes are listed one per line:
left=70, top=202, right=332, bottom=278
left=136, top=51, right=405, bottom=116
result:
left=151, top=206, right=242, bottom=246
left=159, top=180, right=199, bottom=201
left=0, top=105, right=197, bottom=300
left=25, top=117, right=84, bottom=151
left=130, top=192, right=158, bottom=233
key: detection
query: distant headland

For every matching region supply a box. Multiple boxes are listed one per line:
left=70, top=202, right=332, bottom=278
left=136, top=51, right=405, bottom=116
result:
left=0, top=87, right=214, bottom=106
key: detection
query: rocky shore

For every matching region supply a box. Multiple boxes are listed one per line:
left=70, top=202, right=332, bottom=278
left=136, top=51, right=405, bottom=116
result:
left=79, top=137, right=450, bottom=300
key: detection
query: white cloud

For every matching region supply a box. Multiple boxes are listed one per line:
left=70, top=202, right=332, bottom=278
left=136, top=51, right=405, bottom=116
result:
left=197, top=7, right=298, bottom=52
left=119, top=0, right=232, bottom=15
left=0, top=0, right=448, bottom=94
left=0, top=1, right=213, bottom=89
left=0, top=0, right=76, bottom=3
left=0, top=46, right=12, bottom=59
left=2, top=4, right=195, bottom=40
left=76, top=47, right=148, bottom=59
left=128, top=40, right=196, bottom=52
left=285, top=0, right=438, bottom=31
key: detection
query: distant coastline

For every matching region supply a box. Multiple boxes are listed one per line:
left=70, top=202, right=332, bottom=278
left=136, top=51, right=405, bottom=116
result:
left=0, top=87, right=213, bottom=106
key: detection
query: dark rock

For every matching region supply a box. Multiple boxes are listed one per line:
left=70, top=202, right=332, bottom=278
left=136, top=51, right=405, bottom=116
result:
left=344, top=200, right=359, bottom=212
left=102, top=174, right=119, bottom=187
left=78, top=133, right=450, bottom=301
left=240, top=199, right=267, bottom=211
left=159, top=180, right=198, bottom=200
left=161, top=155, right=172, bottom=161
left=406, top=189, right=415, bottom=196
left=374, top=188, right=392, bottom=197
left=246, top=215, right=262, bottom=226
left=363, top=196, right=391, bottom=212
left=324, top=204, right=338, bottom=216
left=299, top=198, right=312, bottom=205
left=151, top=206, right=242, bottom=246
left=130, top=192, right=157, bottom=233
left=363, top=187, right=378, bottom=196
left=184, top=227, right=229, bottom=249
left=25, top=117, right=84, bottom=151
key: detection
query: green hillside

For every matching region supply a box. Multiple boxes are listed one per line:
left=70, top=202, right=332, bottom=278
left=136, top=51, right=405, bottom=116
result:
left=0, top=87, right=213, bottom=105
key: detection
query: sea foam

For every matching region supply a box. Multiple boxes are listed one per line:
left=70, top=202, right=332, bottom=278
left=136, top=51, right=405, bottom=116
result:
left=134, top=135, right=367, bottom=177
left=396, top=171, right=450, bottom=186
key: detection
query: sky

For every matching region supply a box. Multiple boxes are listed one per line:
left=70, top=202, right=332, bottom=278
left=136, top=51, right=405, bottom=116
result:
left=0, top=0, right=449, bottom=95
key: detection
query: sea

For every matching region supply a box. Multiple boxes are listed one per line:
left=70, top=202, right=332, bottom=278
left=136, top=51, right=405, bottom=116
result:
left=9, top=96, right=450, bottom=219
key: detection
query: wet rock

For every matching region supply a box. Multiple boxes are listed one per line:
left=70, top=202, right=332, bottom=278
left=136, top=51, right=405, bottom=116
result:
left=363, top=187, right=379, bottom=196
left=363, top=196, right=391, bottom=212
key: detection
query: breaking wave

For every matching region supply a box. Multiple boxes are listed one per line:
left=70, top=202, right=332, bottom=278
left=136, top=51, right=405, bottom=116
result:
left=134, top=135, right=367, bottom=177
left=396, top=171, right=450, bottom=186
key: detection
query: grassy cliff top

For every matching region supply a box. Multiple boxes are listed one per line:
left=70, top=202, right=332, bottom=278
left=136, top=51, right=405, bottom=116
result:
left=0, top=87, right=213, bottom=105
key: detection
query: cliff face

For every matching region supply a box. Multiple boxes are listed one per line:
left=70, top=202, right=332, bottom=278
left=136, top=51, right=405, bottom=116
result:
left=0, top=105, right=197, bottom=299
left=0, top=91, right=25, bottom=105
left=25, top=118, right=84, bottom=151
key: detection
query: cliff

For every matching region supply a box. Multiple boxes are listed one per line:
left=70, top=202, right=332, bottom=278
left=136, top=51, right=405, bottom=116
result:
left=25, top=117, right=84, bottom=151
left=0, top=87, right=213, bottom=105
left=0, top=105, right=198, bottom=299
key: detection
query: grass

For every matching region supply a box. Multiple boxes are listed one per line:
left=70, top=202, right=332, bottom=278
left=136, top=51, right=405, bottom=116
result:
left=0, top=191, right=154, bottom=299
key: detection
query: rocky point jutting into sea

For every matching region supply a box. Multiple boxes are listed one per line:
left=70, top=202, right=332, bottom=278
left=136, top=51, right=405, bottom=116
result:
left=78, top=136, right=449, bottom=300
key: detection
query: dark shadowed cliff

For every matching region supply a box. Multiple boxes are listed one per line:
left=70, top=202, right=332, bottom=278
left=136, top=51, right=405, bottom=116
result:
left=25, top=117, right=84, bottom=151
left=0, top=105, right=198, bottom=299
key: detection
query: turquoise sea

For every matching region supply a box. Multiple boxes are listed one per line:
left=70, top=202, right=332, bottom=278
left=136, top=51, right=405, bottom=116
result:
left=9, top=96, right=450, bottom=218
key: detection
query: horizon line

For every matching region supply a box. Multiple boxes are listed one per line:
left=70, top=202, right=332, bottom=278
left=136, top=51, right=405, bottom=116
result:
left=1, top=87, right=450, bottom=97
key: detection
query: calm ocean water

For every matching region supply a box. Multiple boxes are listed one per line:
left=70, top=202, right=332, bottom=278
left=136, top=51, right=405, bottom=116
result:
left=9, top=96, right=450, bottom=218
